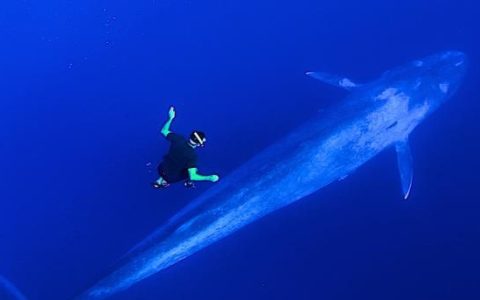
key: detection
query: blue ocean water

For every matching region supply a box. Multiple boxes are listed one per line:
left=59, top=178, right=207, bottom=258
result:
left=0, top=0, right=479, bottom=299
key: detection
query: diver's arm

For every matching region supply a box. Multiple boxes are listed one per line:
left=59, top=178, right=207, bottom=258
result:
left=188, top=168, right=220, bottom=182
left=161, top=106, right=176, bottom=137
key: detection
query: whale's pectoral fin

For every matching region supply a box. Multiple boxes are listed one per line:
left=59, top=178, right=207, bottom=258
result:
left=395, top=139, right=413, bottom=199
left=306, top=71, right=360, bottom=90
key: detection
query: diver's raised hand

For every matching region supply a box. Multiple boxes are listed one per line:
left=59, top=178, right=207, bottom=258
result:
left=168, top=106, right=176, bottom=119
left=209, top=175, right=220, bottom=183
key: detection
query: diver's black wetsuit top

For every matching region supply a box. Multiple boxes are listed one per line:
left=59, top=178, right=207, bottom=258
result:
left=158, top=133, right=197, bottom=183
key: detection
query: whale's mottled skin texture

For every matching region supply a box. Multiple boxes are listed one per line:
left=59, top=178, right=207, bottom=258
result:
left=77, top=51, right=466, bottom=299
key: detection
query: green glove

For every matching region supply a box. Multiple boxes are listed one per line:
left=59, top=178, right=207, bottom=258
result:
left=209, top=175, right=220, bottom=182
left=168, top=106, right=176, bottom=119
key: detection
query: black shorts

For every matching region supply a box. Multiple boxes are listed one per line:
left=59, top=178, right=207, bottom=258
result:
left=157, top=163, right=189, bottom=183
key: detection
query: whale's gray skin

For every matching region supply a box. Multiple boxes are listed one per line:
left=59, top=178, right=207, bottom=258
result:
left=77, top=51, right=466, bottom=299
left=0, top=276, right=27, bottom=300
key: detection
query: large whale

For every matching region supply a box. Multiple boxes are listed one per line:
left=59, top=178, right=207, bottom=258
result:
left=77, top=51, right=466, bottom=299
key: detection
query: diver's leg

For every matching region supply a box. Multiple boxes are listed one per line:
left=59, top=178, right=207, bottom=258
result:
left=156, top=176, right=168, bottom=185
left=152, top=163, right=170, bottom=188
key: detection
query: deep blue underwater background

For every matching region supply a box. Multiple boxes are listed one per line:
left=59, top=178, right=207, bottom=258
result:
left=0, top=0, right=479, bottom=299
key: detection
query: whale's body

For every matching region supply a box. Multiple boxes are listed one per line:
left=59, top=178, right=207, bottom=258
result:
left=78, top=51, right=466, bottom=299
left=0, top=276, right=27, bottom=300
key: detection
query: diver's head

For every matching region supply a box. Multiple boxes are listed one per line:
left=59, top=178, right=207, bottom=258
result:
left=189, top=131, right=206, bottom=148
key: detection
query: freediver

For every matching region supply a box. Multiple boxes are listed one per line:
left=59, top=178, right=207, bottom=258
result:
left=152, top=106, right=220, bottom=189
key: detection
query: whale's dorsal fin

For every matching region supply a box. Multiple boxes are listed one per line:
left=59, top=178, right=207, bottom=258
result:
left=306, top=71, right=360, bottom=91
left=395, top=138, right=414, bottom=200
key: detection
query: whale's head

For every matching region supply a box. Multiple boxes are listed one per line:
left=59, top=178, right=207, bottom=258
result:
left=369, top=51, right=467, bottom=139
left=406, top=51, right=467, bottom=112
